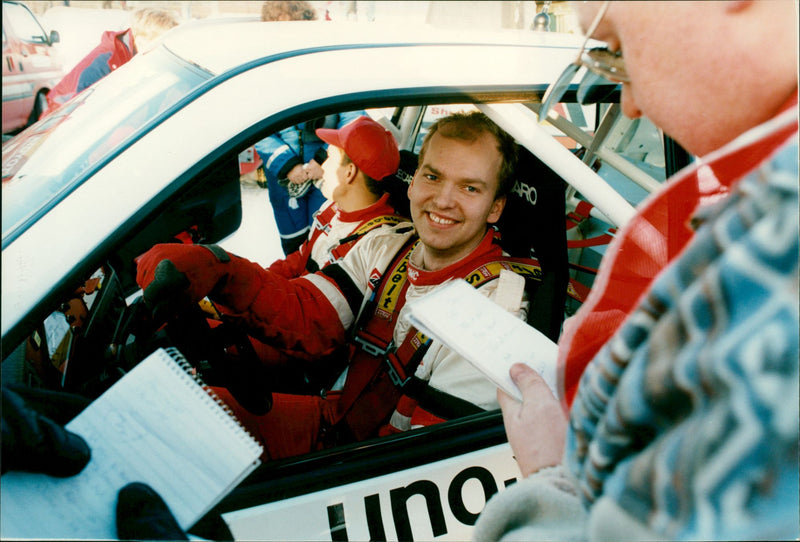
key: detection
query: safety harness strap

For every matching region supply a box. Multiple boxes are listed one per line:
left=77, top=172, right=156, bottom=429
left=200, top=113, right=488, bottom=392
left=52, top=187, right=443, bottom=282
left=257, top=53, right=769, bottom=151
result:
left=305, top=211, right=406, bottom=273
left=337, top=239, right=422, bottom=439
left=336, top=239, right=542, bottom=440
left=565, top=199, right=594, bottom=231
left=566, top=199, right=617, bottom=248
left=306, top=204, right=338, bottom=249
left=328, top=215, right=406, bottom=263
left=564, top=200, right=616, bottom=305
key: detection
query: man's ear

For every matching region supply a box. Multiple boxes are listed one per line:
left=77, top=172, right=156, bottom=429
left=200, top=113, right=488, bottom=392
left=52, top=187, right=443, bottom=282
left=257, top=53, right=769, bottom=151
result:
left=487, top=195, right=506, bottom=225
left=345, top=162, right=358, bottom=184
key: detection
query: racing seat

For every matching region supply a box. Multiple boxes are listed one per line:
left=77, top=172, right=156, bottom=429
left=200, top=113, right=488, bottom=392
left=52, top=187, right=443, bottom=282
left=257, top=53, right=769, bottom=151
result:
left=379, top=149, right=418, bottom=219
left=495, top=146, right=568, bottom=342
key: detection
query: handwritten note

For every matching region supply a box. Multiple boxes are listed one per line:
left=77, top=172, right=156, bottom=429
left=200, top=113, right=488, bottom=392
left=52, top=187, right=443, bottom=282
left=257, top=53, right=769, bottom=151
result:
left=404, top=279, right=559, bottom=401
left=0, top=348, right=262, bottom=540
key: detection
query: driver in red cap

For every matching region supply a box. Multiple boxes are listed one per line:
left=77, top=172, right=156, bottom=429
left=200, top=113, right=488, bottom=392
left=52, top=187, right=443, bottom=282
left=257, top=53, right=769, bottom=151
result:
left=268, top=115, right=408, bottom=278
left=223, top=116, right=411, bottom=390
left=242, top=116, right=409, bottom=388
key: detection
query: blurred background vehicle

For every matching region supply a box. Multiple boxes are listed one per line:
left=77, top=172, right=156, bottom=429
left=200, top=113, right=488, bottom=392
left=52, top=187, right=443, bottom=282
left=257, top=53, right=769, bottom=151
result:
left=40, top=5, right=130, bottom=73
left=2, top=0, right=63, bottom=135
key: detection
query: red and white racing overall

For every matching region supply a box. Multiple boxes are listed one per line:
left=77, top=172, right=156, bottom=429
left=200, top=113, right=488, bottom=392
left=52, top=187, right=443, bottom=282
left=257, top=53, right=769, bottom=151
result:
left=240, top=193, right=406, bottom=367
left=268, top=193, right=406, bottom=278
left=212, top=225, right=540, bottom=459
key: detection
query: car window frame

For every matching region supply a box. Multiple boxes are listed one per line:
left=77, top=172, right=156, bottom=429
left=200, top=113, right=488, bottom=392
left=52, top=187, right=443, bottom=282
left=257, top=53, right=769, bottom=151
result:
left=0, top=88, right=690, bottom=540
left=1, top=83, right=682, bottom=362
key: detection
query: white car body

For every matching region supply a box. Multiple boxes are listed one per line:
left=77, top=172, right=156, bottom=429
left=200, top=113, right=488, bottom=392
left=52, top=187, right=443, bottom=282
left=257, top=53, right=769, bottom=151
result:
left=1, top=18, right=686, bottom=541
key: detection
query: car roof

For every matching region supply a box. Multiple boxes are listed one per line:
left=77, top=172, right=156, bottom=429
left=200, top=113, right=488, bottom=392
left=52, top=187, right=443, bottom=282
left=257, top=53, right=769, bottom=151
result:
left=162, top=18, right=586, bottom=75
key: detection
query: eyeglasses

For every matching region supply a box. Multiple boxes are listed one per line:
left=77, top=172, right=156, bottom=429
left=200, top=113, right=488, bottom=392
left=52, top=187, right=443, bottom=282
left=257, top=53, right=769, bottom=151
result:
left=538, top=1, right=629, bottom=122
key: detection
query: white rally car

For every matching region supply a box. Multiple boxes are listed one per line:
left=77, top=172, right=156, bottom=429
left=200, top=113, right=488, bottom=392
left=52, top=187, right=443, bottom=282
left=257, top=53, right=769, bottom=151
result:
left=1, top=17, right=691, bottom=541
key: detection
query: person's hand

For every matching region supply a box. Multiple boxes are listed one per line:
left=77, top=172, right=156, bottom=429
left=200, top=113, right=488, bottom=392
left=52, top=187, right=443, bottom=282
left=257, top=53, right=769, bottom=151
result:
left=286, top=163, right=308, bottom=184
left=304, top=159, right=324, bottom=180
left=1, top=384, right=91, bottom=477
left=498, top=363, right=567, bottom=477
left=2, top=384, right=189, bottom=540
left=2, top=384, right=191, bottom=540
left=117, top=482, right=188, bottom=541
left=136, top=244, right=231, bottom=322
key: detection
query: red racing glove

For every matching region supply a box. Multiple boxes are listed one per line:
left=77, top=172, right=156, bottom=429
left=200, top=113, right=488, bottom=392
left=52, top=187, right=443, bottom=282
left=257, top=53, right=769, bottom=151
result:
left=136, top=244, right=233, bottom=322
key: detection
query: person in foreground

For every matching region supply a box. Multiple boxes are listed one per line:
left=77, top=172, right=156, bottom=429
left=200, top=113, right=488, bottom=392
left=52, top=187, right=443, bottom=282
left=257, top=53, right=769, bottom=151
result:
left=473, top=1, right=799, bottom=540
left=137, top=112, right=538, bottom=459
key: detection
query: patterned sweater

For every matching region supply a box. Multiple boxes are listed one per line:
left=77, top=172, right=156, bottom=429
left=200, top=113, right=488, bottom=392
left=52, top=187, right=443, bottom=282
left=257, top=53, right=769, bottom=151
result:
left=474, top=104, right=799, bottom=541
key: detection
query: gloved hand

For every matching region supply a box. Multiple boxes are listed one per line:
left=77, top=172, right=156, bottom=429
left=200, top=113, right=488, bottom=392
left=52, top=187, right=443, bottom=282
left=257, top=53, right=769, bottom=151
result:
left=1, top=384, right=91, bottom=477
left=136, top=243, right=232, bottom=322
left=2, top=384, right=189, bottom=541
left=117, top=482, right=188, bottom=541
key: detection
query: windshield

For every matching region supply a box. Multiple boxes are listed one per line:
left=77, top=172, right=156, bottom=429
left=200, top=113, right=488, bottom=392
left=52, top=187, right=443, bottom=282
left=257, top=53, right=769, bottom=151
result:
left=1, top=46, right=211, bottom=243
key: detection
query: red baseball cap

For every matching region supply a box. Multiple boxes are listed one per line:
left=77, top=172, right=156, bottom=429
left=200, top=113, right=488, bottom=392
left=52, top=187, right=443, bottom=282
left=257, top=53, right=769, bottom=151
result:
left=316, top=116, right=400, bottom=180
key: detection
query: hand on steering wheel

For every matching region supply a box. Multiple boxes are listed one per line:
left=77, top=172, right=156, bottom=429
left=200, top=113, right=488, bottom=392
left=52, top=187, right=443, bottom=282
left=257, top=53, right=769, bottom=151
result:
left=159, top=303, right=273, bottom=415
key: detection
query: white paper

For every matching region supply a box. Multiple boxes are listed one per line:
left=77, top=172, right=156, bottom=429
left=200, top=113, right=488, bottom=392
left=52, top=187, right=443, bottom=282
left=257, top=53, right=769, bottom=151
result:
left=0, top=348, right=262, bottom=540
left=404, top=279, right=559, bottom=401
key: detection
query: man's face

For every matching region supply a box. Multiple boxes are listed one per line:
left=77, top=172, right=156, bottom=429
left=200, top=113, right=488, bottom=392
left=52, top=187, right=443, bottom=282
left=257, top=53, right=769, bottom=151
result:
left=577, top=1, right=775, bottom=157
left=408, top=131, right=505, bottom=268
left=320, top=145, right=349, bottom=202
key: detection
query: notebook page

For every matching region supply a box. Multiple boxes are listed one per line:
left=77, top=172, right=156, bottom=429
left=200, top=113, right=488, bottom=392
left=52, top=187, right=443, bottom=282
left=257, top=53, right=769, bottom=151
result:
left=404, top=279, right=559, bottom=401
left=0, top=348, right=262, bottom=540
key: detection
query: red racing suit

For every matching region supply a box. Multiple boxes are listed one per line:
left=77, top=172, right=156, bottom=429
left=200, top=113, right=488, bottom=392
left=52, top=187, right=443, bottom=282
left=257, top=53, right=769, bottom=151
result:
left=208, top=225, right=535, bottom=459
left=267, top=193, right=406, bottom=277
left=248, top=193, right=405, bottom=370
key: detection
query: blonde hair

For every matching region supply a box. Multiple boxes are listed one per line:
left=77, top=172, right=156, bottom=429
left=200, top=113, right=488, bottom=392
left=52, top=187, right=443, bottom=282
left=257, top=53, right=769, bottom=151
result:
left=261, top=1, right=317, bottom=22
left=131, top=8, right=179, bottom=53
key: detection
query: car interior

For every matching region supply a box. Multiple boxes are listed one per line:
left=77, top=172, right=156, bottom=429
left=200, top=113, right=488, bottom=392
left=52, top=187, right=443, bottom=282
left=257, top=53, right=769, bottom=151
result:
left=1, top=97, right=685, bottom=532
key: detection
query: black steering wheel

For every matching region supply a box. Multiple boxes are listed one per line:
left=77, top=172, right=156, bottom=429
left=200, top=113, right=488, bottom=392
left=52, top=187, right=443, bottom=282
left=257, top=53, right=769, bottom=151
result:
left=155, top=303, right=273, bottom=415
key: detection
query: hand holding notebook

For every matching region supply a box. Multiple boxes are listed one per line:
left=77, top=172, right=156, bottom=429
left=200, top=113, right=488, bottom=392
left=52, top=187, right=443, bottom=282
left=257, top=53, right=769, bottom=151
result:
left=0, top=347, right=262, bottom=540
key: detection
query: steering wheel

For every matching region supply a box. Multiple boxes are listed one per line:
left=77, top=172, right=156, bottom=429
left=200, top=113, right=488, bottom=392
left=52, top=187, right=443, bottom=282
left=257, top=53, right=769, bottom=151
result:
left=155, top=303, right=273, bottom=415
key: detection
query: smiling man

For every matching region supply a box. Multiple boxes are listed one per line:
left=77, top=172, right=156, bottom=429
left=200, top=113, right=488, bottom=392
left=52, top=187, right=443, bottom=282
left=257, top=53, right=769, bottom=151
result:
left=408, top=115, right=508, bottom=271
left=136, top=111, right=541, bottom=459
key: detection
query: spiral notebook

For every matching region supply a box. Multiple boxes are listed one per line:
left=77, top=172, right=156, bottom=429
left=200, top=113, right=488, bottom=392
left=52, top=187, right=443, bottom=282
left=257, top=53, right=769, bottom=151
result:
left=0, top=347, right=263, bottom=540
